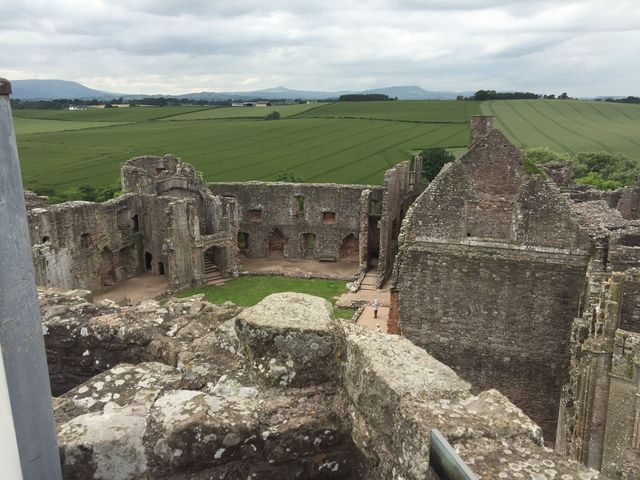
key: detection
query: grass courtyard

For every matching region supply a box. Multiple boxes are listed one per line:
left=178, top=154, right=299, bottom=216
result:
left=176, top=275, right=354, bottom=318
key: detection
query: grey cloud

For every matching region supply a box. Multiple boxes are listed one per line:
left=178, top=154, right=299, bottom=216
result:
left=2, top=0, right=639, bottom=96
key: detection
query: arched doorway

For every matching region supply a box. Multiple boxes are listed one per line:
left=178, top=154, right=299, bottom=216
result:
left=268, top=229, right=287, bottom=257
left=338, top=234, right=359, bottom=262
left=203, top=246, right=225, bottom=285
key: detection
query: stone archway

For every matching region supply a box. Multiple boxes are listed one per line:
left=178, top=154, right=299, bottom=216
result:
left=339, top=234, right=359, bottom=262
left=268, top=229, right=287, bottom=257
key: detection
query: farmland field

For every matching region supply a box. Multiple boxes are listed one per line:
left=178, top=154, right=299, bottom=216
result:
left=12, top=99, right=640, bottom=194
left=162, top=103, right=322, bottom=120
left=13, top=101, right=474, bottom=190
left=296, top=100, right=476, bottom=123
left=481, top=100, right=640, bottom=158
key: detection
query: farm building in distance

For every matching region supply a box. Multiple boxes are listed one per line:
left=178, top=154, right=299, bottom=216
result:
left=20, top=115, right=640, bottom=479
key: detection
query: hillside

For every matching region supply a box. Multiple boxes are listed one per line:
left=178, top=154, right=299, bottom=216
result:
left=9, top=79, right=469, bottom=101
left=10, top=79, right=113, bottom=100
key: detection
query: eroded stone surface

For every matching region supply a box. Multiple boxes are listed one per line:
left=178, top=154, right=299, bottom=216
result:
left=235, top=293, right=337, bottom=387
left=45, top=290, right=604, bottom=480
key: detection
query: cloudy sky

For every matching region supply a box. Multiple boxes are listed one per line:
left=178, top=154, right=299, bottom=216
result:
left=2, top=0, right=639, bottom=96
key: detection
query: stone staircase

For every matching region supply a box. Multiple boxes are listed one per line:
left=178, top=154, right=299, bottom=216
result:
left=359, top=271, right=378, bottom=291
left=203, top=255, right=226, bottom=286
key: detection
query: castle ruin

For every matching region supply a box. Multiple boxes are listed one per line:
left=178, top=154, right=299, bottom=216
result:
left=17, top=115, right=640, bottom=478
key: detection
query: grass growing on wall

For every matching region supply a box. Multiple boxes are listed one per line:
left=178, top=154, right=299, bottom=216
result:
left=176, top=275, right=354, bottom=319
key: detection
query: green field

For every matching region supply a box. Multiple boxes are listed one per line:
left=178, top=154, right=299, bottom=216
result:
left=297, top=100, right=476, bottom=123
left=162, top=103, right=321, bottom=120
left=14, top=101, right=473, bottom=190
left=481, top=100, right=640, bottom=158
left=12, top=99, right=640, bottom=194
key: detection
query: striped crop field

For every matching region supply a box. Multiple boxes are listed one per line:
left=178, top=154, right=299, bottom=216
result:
left=13, top=100, right=475, bottom=191
left=161, top=103, right=322, bottom=120
left=13, top=98, right=639, bottom=194
left=481, top=100, right=640, bottom=158
left=296, top=100, right=477, bottom=123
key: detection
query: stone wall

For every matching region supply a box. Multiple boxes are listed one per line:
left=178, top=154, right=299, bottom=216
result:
left=208, top=181, right=378, bottom=271
left=392, top=124, right=592, bottom=440
left=557, top=267, right=640, bottom=479
left=28, top=193, right=206, bottom=290
left=41, top=289, right=603, bottom=479
left=376, top=158, right=423, bottom=287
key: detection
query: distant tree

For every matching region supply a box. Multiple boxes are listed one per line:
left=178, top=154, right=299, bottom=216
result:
left=522, top=147, right=570, bottom=165
left=543, top=94, right=556, bottom=99
left=605, top=96, right=640, bottom=104
left=275, top=170, right=304, bottom=182
left=265, top=111, right=281, bottom=120
left=558, top=92, right=569, bottom=100
left=522, top=148, right=640, bottom=189
left=338, top=94, right=390, bottom=102
left=77, top=184, right=97, bottom=201
left=575, top=171, right=622, bottom=190
left=419, top=147, right=456, bottom=182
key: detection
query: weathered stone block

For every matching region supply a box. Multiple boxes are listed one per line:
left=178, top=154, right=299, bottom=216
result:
left=235, top=293, right=336, bottom=387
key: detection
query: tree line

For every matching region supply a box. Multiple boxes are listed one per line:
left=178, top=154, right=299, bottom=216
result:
left=600, top=96, right=640, bottom=104
left=460, top=90, right=572, bottom=101
left=338, top=94, right=396, bottom=102
left=10, top=97, right=309, bottom=110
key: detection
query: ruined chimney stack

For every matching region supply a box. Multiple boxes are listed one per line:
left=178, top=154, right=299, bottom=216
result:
left=469, top=115, right=493, bottom=145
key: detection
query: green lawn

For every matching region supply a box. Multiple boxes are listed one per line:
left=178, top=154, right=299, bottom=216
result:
left=176, top=275, right=354, bottom=319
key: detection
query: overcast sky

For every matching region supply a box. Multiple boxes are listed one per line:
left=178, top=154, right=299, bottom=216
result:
left=2, top=0, right=639, bottom=96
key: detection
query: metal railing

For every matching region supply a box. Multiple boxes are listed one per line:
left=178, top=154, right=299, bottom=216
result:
left=429, top=429, right=478, bottom=480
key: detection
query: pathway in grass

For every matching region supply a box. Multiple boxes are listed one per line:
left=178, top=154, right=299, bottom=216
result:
left=176, top=275, right=354, bottom=318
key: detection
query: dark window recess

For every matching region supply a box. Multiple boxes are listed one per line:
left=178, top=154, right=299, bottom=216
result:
left=322, top=212, right=336, bottom=224
left=295, top=196, right=305, bottom=214
left=248, top=209, right=262, bottom=222
left=301, top=233, right=316, bottom=256
left=41, top=236, right=50, bottom=243
left=80, top=233, right=92, bottom=248
left=158, top=261, right=165, bottom=276
left=145, top=252, right=153, bottom=272
left=238, top=232, right=249, bottom=250
left=370, top=199, right=381, bottom=216
left=133, top=215, right=140, bottom=232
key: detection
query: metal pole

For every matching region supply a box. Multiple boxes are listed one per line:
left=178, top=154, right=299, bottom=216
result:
left=429, top=429, right=478, bottom=480
left=0, top=78, right=62, bottom=479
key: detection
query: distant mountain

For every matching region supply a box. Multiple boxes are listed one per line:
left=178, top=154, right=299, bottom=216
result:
left=175, top=85, right=473, bottom=101
left=175, top=86, right=352, bottom=101
left=10, top=79, right=115, bottom=100
left=9, top=79, right=475, bottom=101
left=361, top=85, right=472, bottom=100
